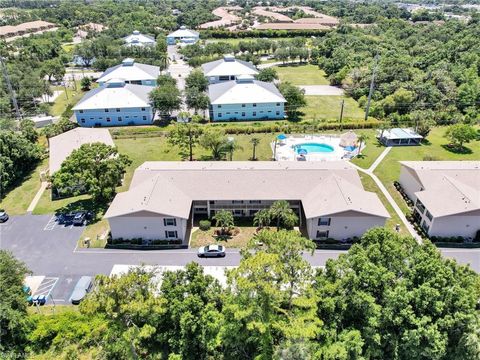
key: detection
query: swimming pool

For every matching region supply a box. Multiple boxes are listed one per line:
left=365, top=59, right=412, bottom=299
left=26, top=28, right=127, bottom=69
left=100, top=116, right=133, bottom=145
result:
left=295, top=142, right=335, bottom=154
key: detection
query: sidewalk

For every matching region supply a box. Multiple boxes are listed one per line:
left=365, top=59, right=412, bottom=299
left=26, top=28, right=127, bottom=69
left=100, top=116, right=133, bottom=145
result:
left=27, top=182, right=48, bottom=213
left=351, top=147, right=422, bottom=242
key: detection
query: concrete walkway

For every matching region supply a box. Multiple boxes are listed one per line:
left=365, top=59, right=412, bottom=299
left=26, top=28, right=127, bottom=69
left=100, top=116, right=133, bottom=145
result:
left=350, top=147, right=422, bottom=242
left=27, top=182, right=48, bottom=213
left=299, top=85, right=344, bottom=96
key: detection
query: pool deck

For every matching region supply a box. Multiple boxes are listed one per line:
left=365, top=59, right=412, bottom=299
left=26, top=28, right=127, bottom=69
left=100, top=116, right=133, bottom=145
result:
left=273, top=134, right=359, bottom=161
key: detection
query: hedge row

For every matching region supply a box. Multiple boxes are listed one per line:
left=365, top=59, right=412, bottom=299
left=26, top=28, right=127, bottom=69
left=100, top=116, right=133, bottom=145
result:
left=200, top=29, right=329, bottom=39
left=107, top=237, right=183, bottom=245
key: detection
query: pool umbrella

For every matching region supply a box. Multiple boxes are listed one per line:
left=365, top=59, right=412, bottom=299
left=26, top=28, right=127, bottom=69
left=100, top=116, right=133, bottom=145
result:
left=340, top=131, right=358, bottom=148
left=298, top=148, right=308, bottom=155
left=277, top=134, right=287, bottom=140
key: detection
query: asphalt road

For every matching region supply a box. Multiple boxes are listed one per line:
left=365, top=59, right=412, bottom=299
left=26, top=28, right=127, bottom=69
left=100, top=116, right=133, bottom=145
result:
left=1, top=214, right=479, bottom=303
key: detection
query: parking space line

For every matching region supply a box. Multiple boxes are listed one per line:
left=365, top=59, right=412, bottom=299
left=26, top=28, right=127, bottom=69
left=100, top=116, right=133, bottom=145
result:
left=33, top=277, right=58, bottom=299
left=43, top=215, right=57, bottom=231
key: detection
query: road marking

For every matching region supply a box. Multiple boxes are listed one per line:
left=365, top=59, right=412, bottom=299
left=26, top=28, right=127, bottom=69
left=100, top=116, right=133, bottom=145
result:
left=53, top=299, right=66, bottom=302
left=33, top=277, right=58, bottom=300
left=43, top=215, right=57, bottom=231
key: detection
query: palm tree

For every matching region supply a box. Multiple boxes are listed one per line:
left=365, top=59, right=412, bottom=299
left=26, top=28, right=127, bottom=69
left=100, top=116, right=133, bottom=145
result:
left=250, top=137, right=260, bottom=161
left=223, top=140, right=243, bottom=161
left=213, top=210, right=234, bottom=235
left=357, top=133, right=369, bottom=156
left=253, top=209, right=271, bottom=229
left=269, top=200, right=298, bottom=230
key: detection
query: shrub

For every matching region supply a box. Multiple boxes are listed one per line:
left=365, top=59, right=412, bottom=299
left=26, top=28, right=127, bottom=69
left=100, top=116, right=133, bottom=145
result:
left=199, top=220, right=211, bottom=231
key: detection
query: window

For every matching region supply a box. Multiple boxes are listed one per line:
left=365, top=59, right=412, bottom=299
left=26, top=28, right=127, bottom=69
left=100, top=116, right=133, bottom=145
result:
left=141, top=107, right=146, bottom=111
left=79, top=110, right=84, bottom=113
left=232, top=200, right=244, bottom=204
left=165, top=230, right=178, bottom=239
left=426, top=210, right=433, bottom=221
left=164, top=218, right=177, bottom=226
left=81, top=119, right=85, bottom=123
left=233, top=209, right=243, bottom=216
left=242, top=112, right=245, bottom=116
left=226, top=112, right=231, bottom=115
left=118, top=117, right=122, bottom=121
left=217, top=105, right=222, bottom=109
left=276, top=103, right=280, bottom=106
left=219, top=76, right=229, bottom=81
left=116, top=108, right=120, bottom=112
left=421, top=221, right=430, bottom=233
left=104, top=109, right=109, bottom=112
left=218, top=113, right=222, bottom=117
left=241, top=104, right=245, bottom=107
left=276, top=111, right=280, bottom=116
left=316, top=230, right=329, bottom=239
left=106, top=118, right=111, bottom=122
left=90, top=117, right=94, bottom=120
left=318, top=217, right=331, bottom=226
left=143, top=116, right=147, bottom=120
left=253, top=112, right=256, bottom=116
left=253, top=103, right=257, bottom=107
left=415, top=199, right=425, bottom=214
left=249, top=209, right=257, bottom=216
left=249, top=200, right=261, bottom=204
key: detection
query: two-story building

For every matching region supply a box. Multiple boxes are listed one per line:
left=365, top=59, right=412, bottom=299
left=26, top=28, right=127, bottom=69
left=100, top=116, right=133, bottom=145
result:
left=123, top=30, right=156, bottom=47
left=202, top=55, right=259, bottom=84
left=104, top=161, right=389, bottom=244
left=208, top=75, right=286, bottom=121
left=166, top=26, right=199, bottom=45
left=399, top=161, right=480, bottom=238
left=97, top=58, right=160, bottom=86
left=72, top=78, right=154, bottom=127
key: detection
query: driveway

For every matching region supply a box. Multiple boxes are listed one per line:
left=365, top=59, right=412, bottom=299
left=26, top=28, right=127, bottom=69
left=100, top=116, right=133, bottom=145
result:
left=299, top=85, right=344, bottom=96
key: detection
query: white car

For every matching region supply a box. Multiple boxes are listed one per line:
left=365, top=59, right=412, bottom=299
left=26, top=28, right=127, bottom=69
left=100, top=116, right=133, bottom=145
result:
left=197, top=244, right=226, bottom=258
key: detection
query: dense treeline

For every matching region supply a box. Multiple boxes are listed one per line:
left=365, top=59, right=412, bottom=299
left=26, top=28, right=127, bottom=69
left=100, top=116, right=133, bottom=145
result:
left=311, top=18, right=480, bottom=125
left=0, top=128, right=43, bottom=194
left=4, top=227, right=480, bottom=359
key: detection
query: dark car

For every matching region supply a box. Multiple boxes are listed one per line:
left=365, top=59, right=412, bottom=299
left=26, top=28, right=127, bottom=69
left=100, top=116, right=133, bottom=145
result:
left=0, top=209, right=9, bottom=223
left=70, top=276, right=93, bottom=305
left=29, top=295, right=47, bottom=306
left=73, top=211, right=87, bottom=226
left=57, top=212, right=75, bottom=225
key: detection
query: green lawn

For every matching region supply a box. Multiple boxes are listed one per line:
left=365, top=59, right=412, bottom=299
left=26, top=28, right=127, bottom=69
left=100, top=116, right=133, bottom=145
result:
left=374, top=126, right=480, bottom=214
left=274, top=64, right=329, bottom=85
left=0, top=159, right=48, bottom=215
left=350, top=133, right=385, bottom=169
left=50, top=81, right=88, bottom=117
left=300, top=95, right=365, bottom=122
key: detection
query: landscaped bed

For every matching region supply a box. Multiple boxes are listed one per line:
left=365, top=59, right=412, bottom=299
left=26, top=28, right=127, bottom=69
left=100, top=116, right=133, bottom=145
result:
left=190, top=226, right=259, bottom=248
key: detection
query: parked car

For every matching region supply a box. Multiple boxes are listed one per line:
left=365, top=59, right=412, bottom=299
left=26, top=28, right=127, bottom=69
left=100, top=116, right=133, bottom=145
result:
left=29, top=295, right=47, bottom=306
left=0, top=209, right=9, bottom=223
left=197, top=244, right=226, bottom=258
left=57, top=212, right=74, bottom=225
left=73, top=211, right=87, bottom=226
left=70, top=276, right=93, bottom=305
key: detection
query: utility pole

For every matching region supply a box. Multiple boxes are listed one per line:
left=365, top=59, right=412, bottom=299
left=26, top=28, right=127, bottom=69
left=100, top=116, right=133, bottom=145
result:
left=0, top=56, right=21, bottom=120
left=339, top=99, right=344, bottom=131
left=364, top=53, right=379, bottom=121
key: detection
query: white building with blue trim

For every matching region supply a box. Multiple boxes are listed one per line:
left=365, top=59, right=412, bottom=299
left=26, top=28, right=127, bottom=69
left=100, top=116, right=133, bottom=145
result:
left=97, top=58, right=160, bottom=86
left=208, top=75, right=286, bottom=122
left=167, top=26, right=199, bottom=45
left=72, top=79, right=154, bottom=127
left=123, top=30, right=156, bottom=47
left=202, top=55, right=259, bottom=84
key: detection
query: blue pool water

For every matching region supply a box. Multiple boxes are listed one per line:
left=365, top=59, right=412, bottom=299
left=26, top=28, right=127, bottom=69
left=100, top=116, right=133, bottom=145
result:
left=295, top=142, right=335, bottom=154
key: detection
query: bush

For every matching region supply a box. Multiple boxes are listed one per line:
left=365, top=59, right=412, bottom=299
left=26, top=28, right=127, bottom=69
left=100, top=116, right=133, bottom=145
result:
left=199, top=220, right=211, bottom=231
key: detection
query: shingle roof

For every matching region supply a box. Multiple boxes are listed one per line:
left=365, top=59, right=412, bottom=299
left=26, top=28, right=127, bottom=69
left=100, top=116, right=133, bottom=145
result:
left=49, top=128, right=114, bottom=174
left=208, top=78, right=285, bottom=105
left=72, top=82, right=153, bottom=110
left=104, top=161, right=390, bottom=220
left=201, top=56, right=259, bottom=77
left=123, top=31, right=155, bottom=45
left=167, top=27, right=199, bottom=38
left=97, top=60, right=160, bottom=83
left=400, top=161, right=480, bottom=217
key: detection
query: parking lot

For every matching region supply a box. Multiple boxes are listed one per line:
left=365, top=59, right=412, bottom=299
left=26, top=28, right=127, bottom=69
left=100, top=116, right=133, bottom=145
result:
left=1, top=214, right=86, bottom=303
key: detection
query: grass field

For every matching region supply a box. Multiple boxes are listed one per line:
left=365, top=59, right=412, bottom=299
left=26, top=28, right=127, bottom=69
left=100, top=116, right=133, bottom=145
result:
left=300, top=95, right=365, bottom=122
left=0, top=159, right=48, bottom=215
left=50, top=81, right=88, bottom=117
left=374, top=126, right=480, bottom=214
left=274, top=64, right=329, bottom=85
